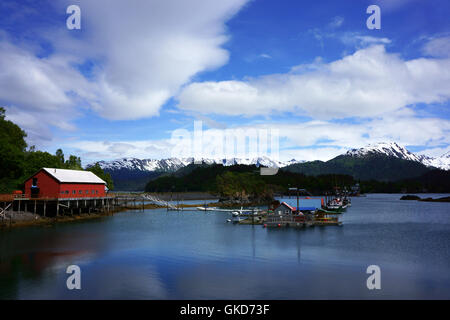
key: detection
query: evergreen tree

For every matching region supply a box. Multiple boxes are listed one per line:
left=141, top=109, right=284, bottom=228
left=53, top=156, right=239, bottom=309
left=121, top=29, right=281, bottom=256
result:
left=0, top=107, right=27, bottom=191
left=87, top=163, right=114, bottom=190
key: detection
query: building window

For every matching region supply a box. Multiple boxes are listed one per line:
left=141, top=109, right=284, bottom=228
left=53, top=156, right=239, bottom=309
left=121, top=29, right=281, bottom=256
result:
left=96, top=190, right=98, bottom=194
left=32, top=178, right=38, bottom=186
left=65, top=190, right=69, bottom=194
left=73, top=190, right=76, bottom=194
left=61, top=191, right=65, bottom=194
left=79, top=190, right=82, bottom=194
left=85, top=190, right=89, bottom=194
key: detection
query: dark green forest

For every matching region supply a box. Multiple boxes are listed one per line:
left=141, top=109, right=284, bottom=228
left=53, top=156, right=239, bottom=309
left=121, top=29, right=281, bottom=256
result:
left=0, top=107, right=113, bottom=192
left=283, top=153, right=432, bottom=181
left=145, top=164, right=357, bottom=196
left=145, top=163, right=450, bottom=196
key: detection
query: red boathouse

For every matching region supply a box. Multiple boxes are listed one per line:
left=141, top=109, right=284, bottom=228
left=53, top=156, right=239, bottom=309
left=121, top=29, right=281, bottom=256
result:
left=24, top=168, right=107, bottom=199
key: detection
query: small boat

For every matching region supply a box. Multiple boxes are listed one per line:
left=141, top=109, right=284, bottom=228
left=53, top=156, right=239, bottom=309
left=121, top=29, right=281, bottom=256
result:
left=196, top=206, right=217, bottom=211
left=325, top=198, right=346, bottom=212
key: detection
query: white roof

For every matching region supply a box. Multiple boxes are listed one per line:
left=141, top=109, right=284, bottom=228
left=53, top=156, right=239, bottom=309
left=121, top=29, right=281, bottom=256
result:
left=43, top=168, right=106, bottom=184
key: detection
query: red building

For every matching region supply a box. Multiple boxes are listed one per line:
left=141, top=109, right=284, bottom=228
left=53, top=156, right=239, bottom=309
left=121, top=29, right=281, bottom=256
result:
left=24, top=168, right=107, bottom=199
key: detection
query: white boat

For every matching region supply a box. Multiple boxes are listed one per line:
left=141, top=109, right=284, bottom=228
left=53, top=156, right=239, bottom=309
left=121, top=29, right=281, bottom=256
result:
left=196, top=206, right=217, bottom=211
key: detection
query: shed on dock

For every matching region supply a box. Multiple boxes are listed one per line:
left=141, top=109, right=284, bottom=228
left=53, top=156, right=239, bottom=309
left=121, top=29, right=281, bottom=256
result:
left=24, top=168, right=107, bottom=199
left=273, top=202, right=316, bottom=215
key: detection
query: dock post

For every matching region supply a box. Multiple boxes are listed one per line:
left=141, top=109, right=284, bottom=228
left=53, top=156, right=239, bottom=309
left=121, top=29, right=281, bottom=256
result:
left=56, top=199, right=59, bottom=217
left=43, top=200, right=47, bottom=217
left=34, top=200, right=36, bottom=214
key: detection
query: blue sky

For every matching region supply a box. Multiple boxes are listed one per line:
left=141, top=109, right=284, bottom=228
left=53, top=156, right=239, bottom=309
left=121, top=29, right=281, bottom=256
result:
left=0, top=0, right=449, bottom=164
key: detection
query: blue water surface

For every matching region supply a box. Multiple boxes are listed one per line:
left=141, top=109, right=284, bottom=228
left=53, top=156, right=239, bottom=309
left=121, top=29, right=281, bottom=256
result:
left=0, top=194, right=449, bottom=299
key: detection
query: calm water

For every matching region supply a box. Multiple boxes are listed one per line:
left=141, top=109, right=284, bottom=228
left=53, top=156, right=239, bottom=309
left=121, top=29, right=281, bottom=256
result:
left=1, top=194, right=449, bottom=299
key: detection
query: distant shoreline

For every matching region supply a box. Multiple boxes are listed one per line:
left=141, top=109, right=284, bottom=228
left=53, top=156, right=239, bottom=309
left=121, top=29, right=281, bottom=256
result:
left=400, top=195, right=450, bottom=202
left=112, top=191, right=219, bottom=201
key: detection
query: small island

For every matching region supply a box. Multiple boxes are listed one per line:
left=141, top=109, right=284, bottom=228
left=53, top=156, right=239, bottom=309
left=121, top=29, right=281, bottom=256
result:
left=400, top=195, right=450, bottom=202
left=400, top=195, right=421, bottom=200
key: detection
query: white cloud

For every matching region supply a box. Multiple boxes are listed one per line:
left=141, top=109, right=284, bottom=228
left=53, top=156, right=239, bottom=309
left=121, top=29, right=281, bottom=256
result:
left=329, top=16, right=344, bottom=28
left=0, top=0, right=249, bottom=146
left=67, top=139, right=174, bottom=164
left=62, top=0, right=248, bottom=120
left=177, top=45, right=450, bottom=119
left=0, top=38, right=93, bottom=145
left=423, top=35, right=450, bottom=58
left=259, top=53, right=272, bottom=59
left=66, top=113, right=450, bottom=163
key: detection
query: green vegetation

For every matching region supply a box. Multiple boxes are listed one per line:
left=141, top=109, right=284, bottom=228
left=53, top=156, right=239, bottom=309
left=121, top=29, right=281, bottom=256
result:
left=216, top=171, right=272, bottom=202
left=0, top=107, right=113, bottom=192
left=86, top=163, right=114, bottom=190
left=400, top=195, right=421, bottom=200
left=0, top=107, right=27, bottom=191
left=145, top=163, right=450, bottom=196
left=359, top=169, right=450, bottom=193
left=145, top=164, right=357, bottom=196
left=284, top=154, right=431, bottom=181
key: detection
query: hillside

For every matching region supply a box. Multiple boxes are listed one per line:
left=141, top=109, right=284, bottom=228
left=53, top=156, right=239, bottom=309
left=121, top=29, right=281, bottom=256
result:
left=283, top=142, right=441, bottom=181
left=284, top=153, right=431, bottom=181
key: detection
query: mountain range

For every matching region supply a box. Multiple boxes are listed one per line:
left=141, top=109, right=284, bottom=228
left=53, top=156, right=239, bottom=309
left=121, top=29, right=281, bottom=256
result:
left=88, top=142, right=450, bottom=190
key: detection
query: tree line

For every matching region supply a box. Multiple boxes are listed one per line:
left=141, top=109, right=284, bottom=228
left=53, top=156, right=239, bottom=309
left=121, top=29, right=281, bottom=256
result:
left=145, top=163, right=450, bottom=196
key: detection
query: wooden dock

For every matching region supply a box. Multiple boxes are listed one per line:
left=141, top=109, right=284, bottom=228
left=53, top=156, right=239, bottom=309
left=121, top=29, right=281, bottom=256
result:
left=0, top=192, right=183, bottom=221
left=0, top=195, right=117, bottom=218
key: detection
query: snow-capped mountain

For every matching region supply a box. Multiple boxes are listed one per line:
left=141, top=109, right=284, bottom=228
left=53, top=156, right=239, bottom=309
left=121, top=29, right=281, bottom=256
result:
left=346, top=142, right=422, bottom=161
left=94, top=157, right=192, bottom=172
left=91, top=142, right=449, bottom=174
left=419, top=151, right=450, bottom=171
left=346, top=142, right=450, bottom=170
left=91, top=156, right=304, bottom=173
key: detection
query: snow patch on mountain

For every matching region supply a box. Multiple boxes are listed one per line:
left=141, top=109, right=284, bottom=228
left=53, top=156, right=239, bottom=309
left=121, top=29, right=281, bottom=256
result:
left=90, top=142, right=449, bottom=172
left=91, top=156, right=305, bottom=173
left=346, top=142, right=450, bottom=170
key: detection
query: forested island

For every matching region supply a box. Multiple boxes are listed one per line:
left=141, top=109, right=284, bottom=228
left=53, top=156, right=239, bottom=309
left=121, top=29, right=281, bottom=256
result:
left=145, top=163, right=450, bottom=198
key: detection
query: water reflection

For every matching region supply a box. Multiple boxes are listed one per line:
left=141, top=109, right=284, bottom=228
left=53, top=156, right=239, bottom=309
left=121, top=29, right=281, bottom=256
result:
left=0, top=194, right=449, bottom=299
